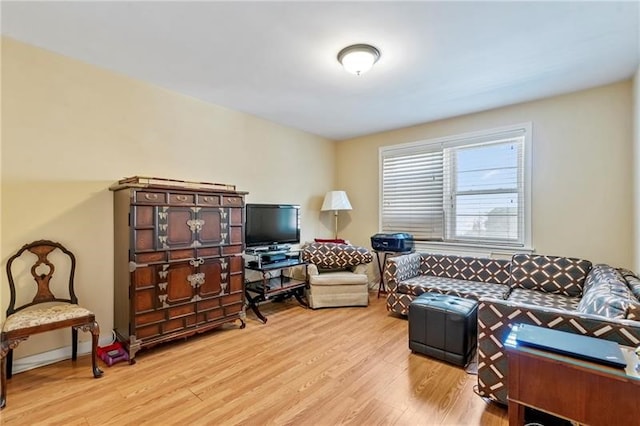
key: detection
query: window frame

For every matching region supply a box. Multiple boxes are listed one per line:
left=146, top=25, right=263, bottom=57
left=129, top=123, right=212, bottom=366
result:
left=378, top=122, right=533, bottom=255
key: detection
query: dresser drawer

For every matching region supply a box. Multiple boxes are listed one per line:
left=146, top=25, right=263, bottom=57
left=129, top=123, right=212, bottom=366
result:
left=222, top=196, right=243, bottom=207
left=134, top=252, right=166, bottom=264
left=136, top=324, right=161, bottom=340
left=136, top=311, right=165, bottom=327
left=169, top=193, right=195, bottom=205
left=197, top=194, right=220, bottom=206
left=136, top=191, right=166, bottom=204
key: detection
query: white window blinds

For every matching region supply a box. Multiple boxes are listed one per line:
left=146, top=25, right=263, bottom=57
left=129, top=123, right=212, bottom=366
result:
left=380, top=124, right=530, bottom=248
left=381, top=146, right=445, bottom=240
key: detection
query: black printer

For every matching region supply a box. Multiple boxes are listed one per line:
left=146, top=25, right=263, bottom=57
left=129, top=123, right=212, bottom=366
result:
left=370, top=233, right=414, bottom=252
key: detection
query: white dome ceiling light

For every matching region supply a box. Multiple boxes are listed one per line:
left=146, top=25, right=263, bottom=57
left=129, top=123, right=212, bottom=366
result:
left=337, top=44, right=381, bottom=76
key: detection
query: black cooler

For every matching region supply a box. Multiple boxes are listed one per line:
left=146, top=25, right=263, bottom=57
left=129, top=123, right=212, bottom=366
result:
left=370, top=233, right=414, bottom=252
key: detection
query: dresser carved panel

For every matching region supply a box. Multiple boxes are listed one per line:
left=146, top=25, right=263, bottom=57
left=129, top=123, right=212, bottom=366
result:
left=111, top=177, right=247, bottom=361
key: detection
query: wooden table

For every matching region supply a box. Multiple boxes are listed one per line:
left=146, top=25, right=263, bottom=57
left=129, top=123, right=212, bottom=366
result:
left=245, top=259, right=308, bottom=323
left=505, top=327, right=640, bottom=426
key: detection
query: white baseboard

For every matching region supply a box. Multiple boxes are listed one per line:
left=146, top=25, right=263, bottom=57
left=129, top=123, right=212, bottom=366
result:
left=12, top=335, right=114, bottom=374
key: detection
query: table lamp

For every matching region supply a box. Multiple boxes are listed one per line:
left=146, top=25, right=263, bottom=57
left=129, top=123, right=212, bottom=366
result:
left=321, top=190, right=352, bottom=240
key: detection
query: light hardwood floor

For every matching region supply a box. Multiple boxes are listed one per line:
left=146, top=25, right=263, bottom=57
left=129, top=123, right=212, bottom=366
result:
left=1, top=293, right=508, bottom=425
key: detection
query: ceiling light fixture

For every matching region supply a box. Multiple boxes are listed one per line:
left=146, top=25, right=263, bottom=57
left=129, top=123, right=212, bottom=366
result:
left=337, top=44, right=380, bottom=76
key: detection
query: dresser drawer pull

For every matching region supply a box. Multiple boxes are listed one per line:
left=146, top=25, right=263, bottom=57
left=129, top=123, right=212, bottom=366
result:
left=144, top=193, right=159, bottom=201
left=187, top=272, right=205, bottom=288
left=203, top=196, right=215, bottom=203
left=187, top=219, right=205, bottom=232
left=189, top=257, right=205, bottom=267
left=176, top=195, right=189, bottom=202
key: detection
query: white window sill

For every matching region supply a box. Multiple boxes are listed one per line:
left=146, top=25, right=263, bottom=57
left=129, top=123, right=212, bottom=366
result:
left=414, top=241, right=534, bottom=260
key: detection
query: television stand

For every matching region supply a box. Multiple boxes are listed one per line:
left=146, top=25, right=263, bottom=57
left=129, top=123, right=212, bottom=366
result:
left=244, top=247, right=300, bottom=269
left=244, top=258, right=308, bottom=323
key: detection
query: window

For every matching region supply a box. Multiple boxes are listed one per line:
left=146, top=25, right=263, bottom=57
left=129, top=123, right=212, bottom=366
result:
left=380, top=123, right=531, bottom=250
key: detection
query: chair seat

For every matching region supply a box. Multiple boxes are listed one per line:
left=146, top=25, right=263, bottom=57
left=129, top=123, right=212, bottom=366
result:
left=2, top=304, right=94, bottom=333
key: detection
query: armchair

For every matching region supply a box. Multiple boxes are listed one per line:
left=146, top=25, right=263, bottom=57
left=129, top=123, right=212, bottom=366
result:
left=301, top=242, right=373, bottom=309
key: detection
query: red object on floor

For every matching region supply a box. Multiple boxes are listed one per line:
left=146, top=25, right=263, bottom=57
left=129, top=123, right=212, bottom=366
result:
left=97, top=342, right=129, bottom=366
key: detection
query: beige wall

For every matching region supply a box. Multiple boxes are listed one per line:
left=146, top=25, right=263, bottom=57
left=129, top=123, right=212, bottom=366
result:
left=2, top=35, right=637, bottom=362
left=338, top=81, right=634, bottom=269
left=1, top=37, right=336, bottom=359
left=634, top=66, right=640, bottom=272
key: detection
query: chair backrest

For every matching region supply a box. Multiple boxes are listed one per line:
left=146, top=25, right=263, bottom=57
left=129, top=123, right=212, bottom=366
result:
left=302, top=242, right=373, bottom=270
left=5, top=240, right=78, bottom=316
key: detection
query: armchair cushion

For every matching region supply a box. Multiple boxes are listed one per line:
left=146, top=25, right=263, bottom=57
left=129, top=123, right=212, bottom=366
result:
left=309, top=271, right=369, bottom=286
left=302, top=242, right=372, bottom=270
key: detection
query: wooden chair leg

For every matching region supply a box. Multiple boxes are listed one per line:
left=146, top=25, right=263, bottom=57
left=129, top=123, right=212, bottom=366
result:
left=72, top=328, right=78, bottom=361
left=83, top=321, right=103, bottom=378
left=1, top=353, right=6, bottom=409
left=92, top=330, right=102, bottom=378
left=75, top=322, right=103, bottom=378
left=6, top=349, right=13, bottom=380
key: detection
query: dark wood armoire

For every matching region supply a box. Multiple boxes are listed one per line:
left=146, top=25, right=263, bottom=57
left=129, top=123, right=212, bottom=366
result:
left=110, top=176, right=247, bottom=361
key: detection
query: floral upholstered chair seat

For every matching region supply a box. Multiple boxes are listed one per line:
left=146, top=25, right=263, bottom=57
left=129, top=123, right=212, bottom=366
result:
left=2, top=304, right=94, bottom=333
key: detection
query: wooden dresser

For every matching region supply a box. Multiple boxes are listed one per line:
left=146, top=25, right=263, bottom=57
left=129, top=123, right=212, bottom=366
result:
left=110, top=176, right=248, bottom=361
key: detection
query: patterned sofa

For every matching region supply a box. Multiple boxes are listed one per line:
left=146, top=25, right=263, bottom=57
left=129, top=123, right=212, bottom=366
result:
left=384, top=252, right=640, bottom=405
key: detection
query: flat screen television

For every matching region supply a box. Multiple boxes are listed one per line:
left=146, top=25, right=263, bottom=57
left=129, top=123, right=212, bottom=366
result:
left=245, top=204, right=300, bottom=248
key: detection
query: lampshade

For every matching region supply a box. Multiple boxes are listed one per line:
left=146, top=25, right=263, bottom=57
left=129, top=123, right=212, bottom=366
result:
left=321, top=191, right=352, bottom=211
left=337, top=44, right=380, bottom=76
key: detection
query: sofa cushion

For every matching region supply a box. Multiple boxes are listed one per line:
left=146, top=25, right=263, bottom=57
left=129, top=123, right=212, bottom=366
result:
left=577, top=265, right=632, bottom=319
left=397, top=275, right=509, bottom=301
left=506, top=288, right=580, bottom=311
left=302, top=242, right=372, bottom=270
left=618, top=269, right=640, bottom=320
left=583, top=264, right=626, bottom=292
left=619, top=268, right=640, bottom=300
left=628, top=303, right=640, bottom=321
left=420, top=254, right=511, bottom=285
left=510, top=254, right=592, bottom=297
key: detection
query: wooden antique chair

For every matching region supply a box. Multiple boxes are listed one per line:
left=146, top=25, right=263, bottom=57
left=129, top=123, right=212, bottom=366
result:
left=0, top=240, right=103, bottom=409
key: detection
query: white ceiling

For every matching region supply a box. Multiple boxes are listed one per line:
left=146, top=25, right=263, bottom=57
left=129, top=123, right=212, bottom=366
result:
left=2, top=1, right=639, bottom=140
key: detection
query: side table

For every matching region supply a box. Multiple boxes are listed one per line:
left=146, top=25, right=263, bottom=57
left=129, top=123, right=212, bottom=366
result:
left=373, top=250, right=412, bottom=298
left=504, top=325, right=640, bottom=426
left=245, top=259, right=308, bottom=323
